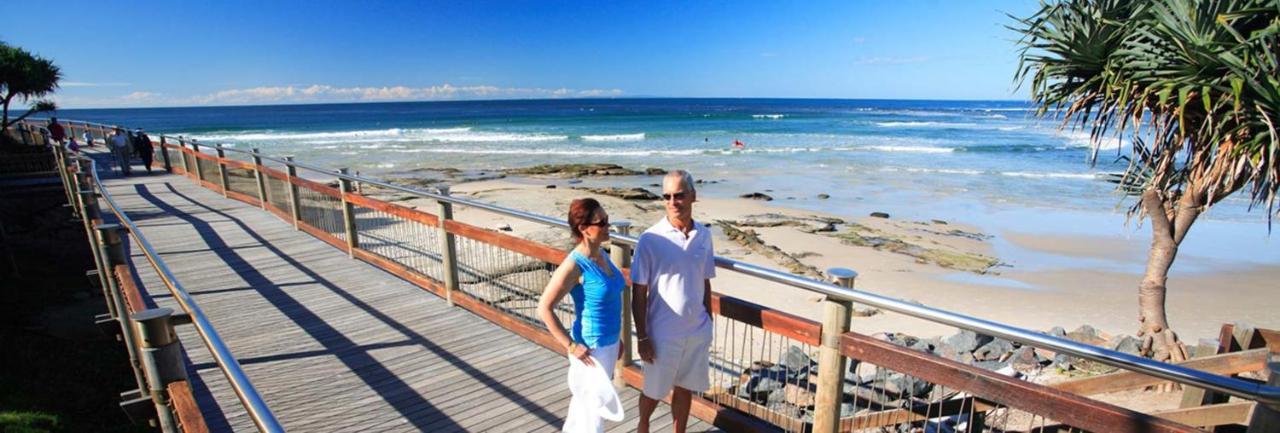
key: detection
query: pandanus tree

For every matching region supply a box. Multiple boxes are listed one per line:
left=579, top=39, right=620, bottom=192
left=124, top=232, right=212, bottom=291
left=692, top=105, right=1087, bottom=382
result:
left=0, top=41, right=60, bottom=143
left=1012, top=0, right=1278, bottom=363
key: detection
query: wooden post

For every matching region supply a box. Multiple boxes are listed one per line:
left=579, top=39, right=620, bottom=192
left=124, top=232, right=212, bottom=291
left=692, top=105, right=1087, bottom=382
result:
left=609, top=221, right=633, bottom=388
left=338, top=168, right=359, bottom=257
left=19, top=123, right=30, bottom=145
left=436, top=185, right=460, bottom=306
left=190, top=141, right=204, bottom=182
left=1248, top=354, right=1280, bottom=432
left=285, top=157, right=301, bottom=230
left=159, top=137, right=172, bottom=172
left=251, top=148, right=268, bottom=209
left=176, top=137, right=188, bottom=176
left=132, top=308, right=186, bottom=433
left=215, top=145, right=229, bottom=197
left=813, top=267, right=857, bottom=433
left=96, top=224, right=150, bottom=395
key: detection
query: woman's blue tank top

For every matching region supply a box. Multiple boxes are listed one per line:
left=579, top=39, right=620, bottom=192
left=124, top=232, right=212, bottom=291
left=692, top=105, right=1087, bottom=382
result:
left=568, top=249, right=625, bottom=348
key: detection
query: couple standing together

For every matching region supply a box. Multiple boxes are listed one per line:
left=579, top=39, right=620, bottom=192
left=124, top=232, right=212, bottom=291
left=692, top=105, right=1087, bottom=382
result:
left=538, top=169, right=715, bottom=433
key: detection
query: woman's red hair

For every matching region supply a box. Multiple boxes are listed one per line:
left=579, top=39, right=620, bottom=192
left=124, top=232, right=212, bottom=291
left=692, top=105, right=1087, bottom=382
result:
left=567, top=198, right=602, bottom=241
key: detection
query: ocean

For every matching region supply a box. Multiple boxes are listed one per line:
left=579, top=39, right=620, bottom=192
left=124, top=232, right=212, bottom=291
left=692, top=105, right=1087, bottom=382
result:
left=58, top=98, right=1278, bottom=272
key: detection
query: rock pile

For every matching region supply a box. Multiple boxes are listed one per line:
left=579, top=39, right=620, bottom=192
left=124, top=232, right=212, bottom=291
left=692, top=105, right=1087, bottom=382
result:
left=724, top=325, right=1150, bottom=422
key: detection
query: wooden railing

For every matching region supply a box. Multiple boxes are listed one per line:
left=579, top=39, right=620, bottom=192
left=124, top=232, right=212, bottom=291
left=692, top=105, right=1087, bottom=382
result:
left=39, top=118, right=1280, bottom=433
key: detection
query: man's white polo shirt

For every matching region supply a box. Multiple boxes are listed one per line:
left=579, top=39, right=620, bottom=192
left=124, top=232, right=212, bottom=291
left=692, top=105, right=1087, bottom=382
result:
left=631, top=217, right=716, bottom=340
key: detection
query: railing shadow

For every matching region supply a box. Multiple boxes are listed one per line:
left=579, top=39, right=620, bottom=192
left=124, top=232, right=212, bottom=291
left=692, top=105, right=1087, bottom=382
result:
left=131, top=180, right=564, bottom=430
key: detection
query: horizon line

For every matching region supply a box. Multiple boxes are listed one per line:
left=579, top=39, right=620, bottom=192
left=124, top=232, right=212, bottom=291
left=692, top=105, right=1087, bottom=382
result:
left=49, top=95, right=1034, bottom=111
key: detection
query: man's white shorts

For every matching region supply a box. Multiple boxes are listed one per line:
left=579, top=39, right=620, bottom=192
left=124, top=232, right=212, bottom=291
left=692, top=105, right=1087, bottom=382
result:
left=642, top=326, right=712, bottom=399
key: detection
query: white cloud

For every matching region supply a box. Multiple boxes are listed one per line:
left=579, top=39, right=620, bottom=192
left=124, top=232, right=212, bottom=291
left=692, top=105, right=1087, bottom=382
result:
left=855, top=56, right=928, bottom=65
left=852, top=37, right=866, bottom=44
left=56, top=83, right=625, bottom=108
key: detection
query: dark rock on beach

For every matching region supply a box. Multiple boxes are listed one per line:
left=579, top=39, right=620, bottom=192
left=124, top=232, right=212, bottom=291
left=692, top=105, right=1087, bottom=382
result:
left=507, top=163, right=642, bottom=177
left=869, top=212, right=890, bottom=219
left=740, top=192, right=773, bottom=201
left=817, top=193, right=830, bottom=199
left=572, top=187, right=659, bottom=201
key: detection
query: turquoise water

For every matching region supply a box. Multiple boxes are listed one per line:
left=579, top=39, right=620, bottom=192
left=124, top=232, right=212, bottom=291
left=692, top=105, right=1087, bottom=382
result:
left=57, top=98, right=1279, bottom=271
left=59, top=98, right=1264, bottom=224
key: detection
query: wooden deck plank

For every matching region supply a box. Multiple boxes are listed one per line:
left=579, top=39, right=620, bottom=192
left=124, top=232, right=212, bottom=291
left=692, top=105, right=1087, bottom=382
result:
left=98, top=164, right=722, bottom=432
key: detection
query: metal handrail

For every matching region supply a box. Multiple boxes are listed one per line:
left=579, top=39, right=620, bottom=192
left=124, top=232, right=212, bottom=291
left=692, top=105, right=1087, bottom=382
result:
left=64, top=144, right=285, bottom=431
left=44, top=118, right=1280, bottom=407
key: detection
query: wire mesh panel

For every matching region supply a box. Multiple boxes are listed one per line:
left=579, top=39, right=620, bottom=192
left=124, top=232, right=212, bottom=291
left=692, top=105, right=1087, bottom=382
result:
left=198, top=155, right=221, bottom=184
left=296, top=184, right=347, bottom=242
left=451, top=234, right=569, bottom=327
left=352, top=206, right=443, bottom=281
left=183, top=147, right=197, bottom=174
left=264, top=170, right=290, bottom=213
left=225, top=166, right=258, bottom=198
left=705, top=301, right=819, bottom=433
left=161, top=145, right=176, bottom=171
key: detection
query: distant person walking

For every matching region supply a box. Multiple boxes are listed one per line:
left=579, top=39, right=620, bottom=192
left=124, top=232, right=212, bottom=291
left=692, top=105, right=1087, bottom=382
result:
left=538, top=198, right=627, bottom=432
left=47, top=118, right=66, bottom=144
left=82, top=130, right=95, bottom=147
left=134, top=129, right=154, bottom=173
left=631, top=169, right=716, bottom=433
left=109, top=127, right=132, bottom=176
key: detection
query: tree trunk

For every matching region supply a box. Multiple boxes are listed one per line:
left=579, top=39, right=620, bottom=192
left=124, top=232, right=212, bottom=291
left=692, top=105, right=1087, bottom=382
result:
left=1137, top=189, right=1195, bottom=364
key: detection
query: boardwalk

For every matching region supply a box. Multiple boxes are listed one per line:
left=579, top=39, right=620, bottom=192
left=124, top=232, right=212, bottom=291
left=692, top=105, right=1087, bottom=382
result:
left=100, top=158, right=721, bottom=432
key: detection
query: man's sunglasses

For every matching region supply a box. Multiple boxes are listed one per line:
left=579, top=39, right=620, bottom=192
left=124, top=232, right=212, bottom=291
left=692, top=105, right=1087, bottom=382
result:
left=660, top=192, right=689, bottom=202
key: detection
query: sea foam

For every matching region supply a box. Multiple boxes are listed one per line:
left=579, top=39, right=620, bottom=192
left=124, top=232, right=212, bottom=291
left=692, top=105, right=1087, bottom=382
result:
left=193, top=127, right=568, bottom=144
left=581, top=133, right=645, bottom=141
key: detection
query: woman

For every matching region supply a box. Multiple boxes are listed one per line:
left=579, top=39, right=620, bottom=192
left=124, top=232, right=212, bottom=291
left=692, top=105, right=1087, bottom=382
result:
left=538, top=198, right=626, bottom=431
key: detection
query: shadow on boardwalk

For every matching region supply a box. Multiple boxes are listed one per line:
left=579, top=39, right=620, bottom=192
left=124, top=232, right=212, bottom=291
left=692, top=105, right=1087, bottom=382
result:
left=132, top=181, right=562, bottom=431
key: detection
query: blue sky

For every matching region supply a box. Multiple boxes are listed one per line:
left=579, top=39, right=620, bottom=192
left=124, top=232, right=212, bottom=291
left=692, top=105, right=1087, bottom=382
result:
left=6, top=1, right=1039, bottom=108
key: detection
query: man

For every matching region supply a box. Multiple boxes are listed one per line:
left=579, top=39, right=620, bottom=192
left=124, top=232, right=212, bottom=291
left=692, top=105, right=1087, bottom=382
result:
left=134, top=128, right=154, bottom=173
left=108, top=128, right=131, bottom=176
left=47, top=118, right=66, bottom=144
left=630, top=169, right=715, bottom=433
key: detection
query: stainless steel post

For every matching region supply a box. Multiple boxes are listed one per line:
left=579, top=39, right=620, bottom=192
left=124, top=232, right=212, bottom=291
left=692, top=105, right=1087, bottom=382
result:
left=132, top=308, right=186, bottom=433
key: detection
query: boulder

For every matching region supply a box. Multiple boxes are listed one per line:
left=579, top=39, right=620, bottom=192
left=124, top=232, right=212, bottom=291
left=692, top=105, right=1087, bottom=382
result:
left=777, top=346, right=813, bottom=375
left=869, top=212, right=890, bottom=219
left=645, top=167, right=667, bottom=175
left=572, top=187, right=659, bottom=201
left=545, top=184, right=556, bottom=189
left=946, top=330, right=994, bottom=353
left=1066, top=325, right=1104, bottom=345
left=1107, top=335, right=1143, bottom=356
left=883, top=373, right=933, bottom=398
left=740, top=192, right=773, bottom=201
left=1008, top=346, right=1045, bottom=371
left=817, top=193, right=830, bottom=199
left=973, top=339, right=1015, bottom=361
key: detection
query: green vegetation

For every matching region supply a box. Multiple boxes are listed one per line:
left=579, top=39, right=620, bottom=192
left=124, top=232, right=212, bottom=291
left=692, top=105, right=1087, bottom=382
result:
left=0, top=41, right=60, bottom=142
left=1013, top=0, right=1279, bottom=363
left=831, top=223, right=1000, bottom=274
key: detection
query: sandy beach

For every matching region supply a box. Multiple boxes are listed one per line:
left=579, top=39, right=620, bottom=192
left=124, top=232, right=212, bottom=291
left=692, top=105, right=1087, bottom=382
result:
left=359, top=169, right=1280, bottom=345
